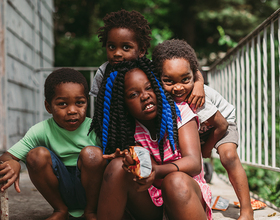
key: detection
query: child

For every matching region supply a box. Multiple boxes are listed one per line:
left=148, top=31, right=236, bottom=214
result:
left=88, top=57, right=212, bottom=220
left=89, top=9, right=205, bottom=109
left=152, top=39, right=254, bottom=220
left=0, top=68, right=106, bottom=220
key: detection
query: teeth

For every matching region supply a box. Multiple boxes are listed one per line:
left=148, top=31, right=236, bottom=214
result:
left=145, top=104, right=154, bottom=110
left=174, top=94, right=183, bottom=97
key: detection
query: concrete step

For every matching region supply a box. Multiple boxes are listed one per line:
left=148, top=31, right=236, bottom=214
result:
left=210, top=172, right=280, bottom=219
left=6, top=170, right=280, bottom=219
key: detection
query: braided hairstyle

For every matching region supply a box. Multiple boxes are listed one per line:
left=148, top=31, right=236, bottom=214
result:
left=88, top=57, right=180, bottom=162
left=97, top=9, right=151, bottom=55
left=152, top=39, right=199, bottom=78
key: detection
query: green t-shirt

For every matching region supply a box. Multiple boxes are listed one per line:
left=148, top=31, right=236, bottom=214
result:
left=8, top=117, right=101, bottom=166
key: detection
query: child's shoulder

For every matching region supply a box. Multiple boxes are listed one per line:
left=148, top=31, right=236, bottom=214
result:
left=176, top=101, right=191, bottom=110
left=175, top=101, right=196, bottom=118
left=203, top=84, right=219, bottom=95
left=98, top=61, right=110, bottom=74
left=30, top=117, right=54, bottom=129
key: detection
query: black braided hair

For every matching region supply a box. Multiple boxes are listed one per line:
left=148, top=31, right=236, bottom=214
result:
left=97, top=9, right=151, bottom=55
left=88, top=57, right=179, bottom=162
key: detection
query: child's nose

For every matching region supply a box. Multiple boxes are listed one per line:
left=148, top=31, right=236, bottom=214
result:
left=114, top=48, right=122, bottom=57
left=141, top=92, right=150, bottom=101
left=173, top=84, right=184, bottom=91
left=67, top=105, right=77, bottom=114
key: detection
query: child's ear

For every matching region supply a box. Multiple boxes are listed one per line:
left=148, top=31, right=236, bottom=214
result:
left=139, top=48, right=146, bottom=58
left=45, top=100, right=52, bottom=114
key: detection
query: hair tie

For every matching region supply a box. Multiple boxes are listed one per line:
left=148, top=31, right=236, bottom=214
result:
left=170, top=162, right=179, bottom=171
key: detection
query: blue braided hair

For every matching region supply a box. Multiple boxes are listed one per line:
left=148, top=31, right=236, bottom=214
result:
left=101, top=71, right=118, bottom=154
left=151, top=72, right=181, bottom=151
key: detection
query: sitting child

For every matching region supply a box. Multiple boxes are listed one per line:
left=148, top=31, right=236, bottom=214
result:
left=152, top=39, right=253, bottom=220
left=0, top=68, right=106, bottom=220
left=88, top=57, right=212, bottom=220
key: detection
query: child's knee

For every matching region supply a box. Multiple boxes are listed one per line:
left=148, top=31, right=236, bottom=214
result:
left=79, top=146, right=105, bottom=167
left=162, top=173, right=193, bottom=201
left=103, top=158, right=125, bottom=182
left=218, top=145, right=239, bottom=168
left=26, top=147, right=51, bottom=168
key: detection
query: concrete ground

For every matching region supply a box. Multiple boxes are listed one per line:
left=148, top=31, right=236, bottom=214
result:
left=5, top=170, right=280, bottom=220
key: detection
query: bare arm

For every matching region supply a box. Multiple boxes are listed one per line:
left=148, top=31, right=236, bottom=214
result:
left=0, top=152, right=21, bottom=192
left=201, top=111, right=228, bottom=158
left=187, top=70, right=205, bottom=110
left=153, top=118, right=202, bottom=178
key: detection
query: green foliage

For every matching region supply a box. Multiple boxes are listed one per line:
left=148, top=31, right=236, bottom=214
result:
left=54, top=35, right=107, bottom=67
left=54, top=0, right=279, bottom=67
left=217, top=26, right=238, bottom=48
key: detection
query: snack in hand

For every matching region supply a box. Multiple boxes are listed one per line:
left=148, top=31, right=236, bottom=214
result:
left=128, top=146, right=152, bottom=179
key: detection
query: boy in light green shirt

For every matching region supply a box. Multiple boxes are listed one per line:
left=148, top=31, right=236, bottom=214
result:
left=0, top=68, right=106, bottom=220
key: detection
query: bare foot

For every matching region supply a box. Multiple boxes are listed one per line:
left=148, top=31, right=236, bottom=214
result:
left=84, top=212, right=97, bottom=220
left=45, top=210, right=69, bottom=220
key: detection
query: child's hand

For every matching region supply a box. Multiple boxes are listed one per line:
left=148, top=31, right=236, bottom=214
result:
left=122, top=151, right=135, bottom=172
left=187, top=81, right=205, bottom=110
left=187, top=82, right=205, bottom=110
left=0, top=160, right=21, bottom=193
left=133, top=171, right=156, bottom=192
left=103, top=148, right=129, bottom=160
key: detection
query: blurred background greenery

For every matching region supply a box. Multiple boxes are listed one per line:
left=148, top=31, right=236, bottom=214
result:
left=53, top=0, right=280, bottom=207
left=53, top=0, right=279, bottom=67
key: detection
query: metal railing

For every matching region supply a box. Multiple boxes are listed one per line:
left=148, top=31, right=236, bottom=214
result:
left=207, top=8, right=280, bottom=172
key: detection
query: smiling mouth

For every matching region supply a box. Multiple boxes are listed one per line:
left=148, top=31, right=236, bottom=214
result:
left=173, top=93, right=184, bottom=97
left=144, top=103, right=155, bottom=110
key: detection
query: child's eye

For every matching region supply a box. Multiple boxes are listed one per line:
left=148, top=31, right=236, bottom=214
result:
left=182, top=77, right=191, bottom=83
left=123, top=45, right=130, bottom=50
left=162, top=79, right=173, bottom=85
left=108, top=45, right=115, bottom=50
left=76, top=101, right=86, bottom=105
left=146, top=85, right=152, bottom=90
left=129, top=92, right=138, bottom=99
left=58, top=102, right=67, bottom=106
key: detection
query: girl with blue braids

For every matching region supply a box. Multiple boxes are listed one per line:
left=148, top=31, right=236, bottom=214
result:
left=88, top=57, right=212, bottom=220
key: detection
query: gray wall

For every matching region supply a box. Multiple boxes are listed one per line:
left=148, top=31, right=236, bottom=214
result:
left=0, top=0, right=54, bottom=151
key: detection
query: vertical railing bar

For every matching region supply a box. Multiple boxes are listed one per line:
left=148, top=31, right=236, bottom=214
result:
left=228, top=60, right=232, bottom=104
left=246, top=42, right=251, bottom=163
left=225, top=65, right=228, bottom=101
left=262, top=27, right=268, bottom=166
left=240, top=46, right=246, bottom=161
left=39, top=71, right=44, bottom=122
left=221, top=68, right=225, bottom=97
left=218, top=69, right=221, bottom=94
left=257, top=33, right=262, bottom=165
left=236, top=51, right=241, bottom=158
left=251, top=38, right=256, bottom=164
left=270, top=21, right=276, bottom=168
left=278, top=17, right=280, bottom=168
left=232, top=58, right=236, bottom=108
left=90, top=70, right=95, bottom=118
